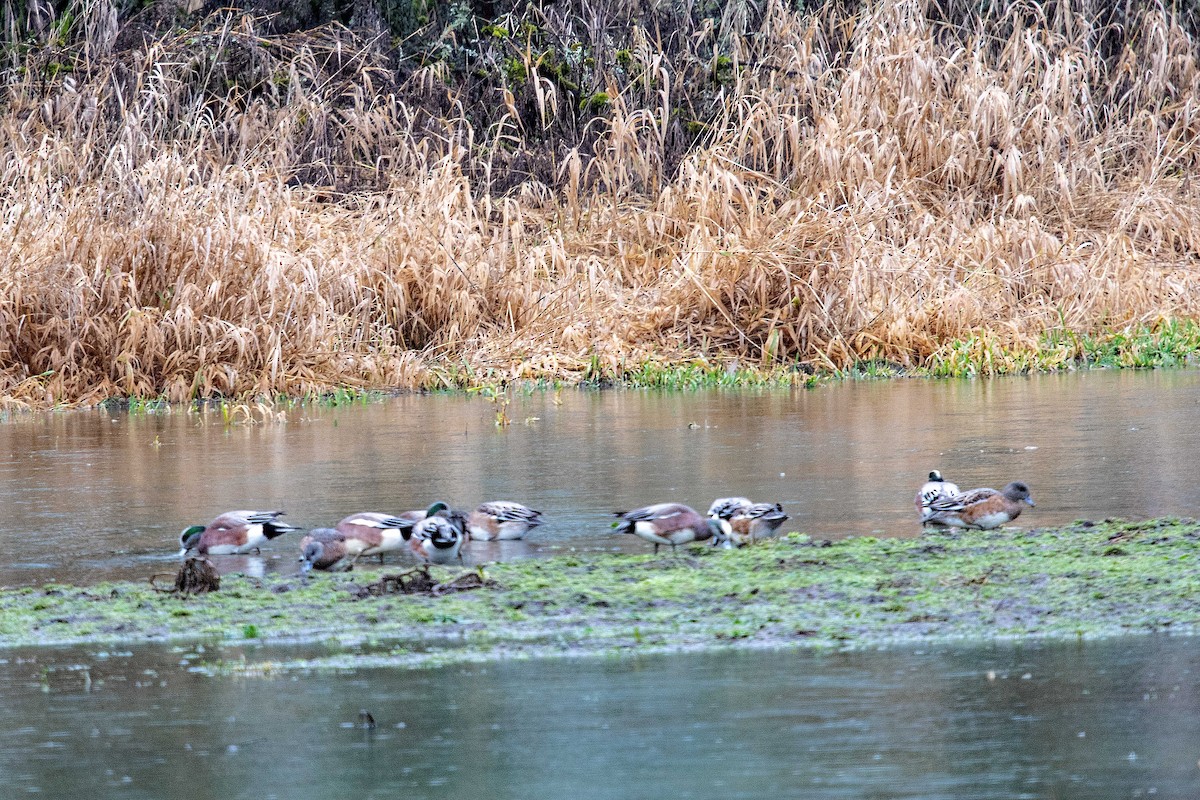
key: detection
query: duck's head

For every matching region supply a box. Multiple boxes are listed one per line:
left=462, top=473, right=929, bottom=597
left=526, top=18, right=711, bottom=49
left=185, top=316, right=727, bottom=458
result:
left=178, top=525, right=205, bottom=557
left=299, top=540, right=325, bottom=573
left=707, top=516, right=735, bottom=547
left=928, top=470, right=944, bottom=482
left=1002, top=481, right=1035, bottom=506
left=425, top=501, right=467, bottom=533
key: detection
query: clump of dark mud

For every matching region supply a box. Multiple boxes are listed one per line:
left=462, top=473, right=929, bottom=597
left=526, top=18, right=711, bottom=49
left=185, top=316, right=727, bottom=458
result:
left=150, top=558, right=221, bottom=595
left=347, top=566, right=497, bottom=599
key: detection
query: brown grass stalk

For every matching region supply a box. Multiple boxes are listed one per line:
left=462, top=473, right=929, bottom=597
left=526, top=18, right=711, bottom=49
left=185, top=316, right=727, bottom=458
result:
left=2, top=1, right=1200, bottom=405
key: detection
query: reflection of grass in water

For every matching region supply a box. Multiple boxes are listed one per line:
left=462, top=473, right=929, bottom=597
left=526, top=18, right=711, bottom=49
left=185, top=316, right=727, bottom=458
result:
left=4, top=518, right=1200, bottom=667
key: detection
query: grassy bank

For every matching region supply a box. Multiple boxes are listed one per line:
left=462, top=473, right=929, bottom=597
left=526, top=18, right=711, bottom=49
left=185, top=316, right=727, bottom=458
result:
left=3, top=2, right=1200, bottom=407
left=2, top=519, right=1198, bottom=668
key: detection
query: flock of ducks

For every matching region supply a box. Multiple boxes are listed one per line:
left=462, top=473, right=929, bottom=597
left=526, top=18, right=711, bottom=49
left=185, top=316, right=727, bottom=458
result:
left=176, top=473, right=1035, bottom=573
left=179, top=501, right=547, bottom=572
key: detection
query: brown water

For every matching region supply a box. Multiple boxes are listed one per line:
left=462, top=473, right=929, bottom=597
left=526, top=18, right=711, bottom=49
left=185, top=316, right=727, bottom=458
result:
left=1, top=369, right=1199, bottom=586
left=2, top=637, right=1199, bottom=798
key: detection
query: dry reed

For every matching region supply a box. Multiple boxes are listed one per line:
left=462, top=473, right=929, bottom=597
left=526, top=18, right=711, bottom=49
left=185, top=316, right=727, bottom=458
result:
left=3, top=0, right=1200, bottom=405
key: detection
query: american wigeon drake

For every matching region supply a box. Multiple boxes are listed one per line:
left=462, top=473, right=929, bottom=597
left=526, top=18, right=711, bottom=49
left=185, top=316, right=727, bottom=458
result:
left=179, top=510, right=299, bottom=556
left=408, top=501, right=469, bottom=564
left=299, top=528, right=356, bottom=573
left=465, top=501, right=545, bottom=541
left=915, top=470, right=960, bottom=524
left=922, top=482, right=1036, bottom=530
left=706, top=497, right=753, bottom=519
left=707, top=498, right=789, bottom=547
left=334, top=511, right=423, bottom=563
left=612, top=503, right=712, bottom=554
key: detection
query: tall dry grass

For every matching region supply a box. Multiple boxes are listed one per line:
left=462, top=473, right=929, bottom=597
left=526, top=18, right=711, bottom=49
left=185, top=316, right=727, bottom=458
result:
left=3, top=0, right=1200, bottom=405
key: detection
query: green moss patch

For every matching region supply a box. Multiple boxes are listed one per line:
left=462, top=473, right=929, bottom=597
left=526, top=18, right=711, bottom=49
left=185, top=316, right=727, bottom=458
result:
left=2, top=519, right=1199, bottom=668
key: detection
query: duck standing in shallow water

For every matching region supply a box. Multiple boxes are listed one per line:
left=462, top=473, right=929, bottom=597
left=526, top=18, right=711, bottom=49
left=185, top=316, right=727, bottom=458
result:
left=333, top=512, right=423, bottom=563
left=915, top=470, right=960, bottom=526
left=612, top=503, right=712, bottom=554
left=922, top=482, right=1036, bottom=530
left=466, top=501, right=544, bottom=541
left=706, top=497, right=789, bottom=547
left=179, top=510, right=299, bottom=556
left=298, top=528, right=356, bottom=573
left=409, top=502, right=469, bottom=564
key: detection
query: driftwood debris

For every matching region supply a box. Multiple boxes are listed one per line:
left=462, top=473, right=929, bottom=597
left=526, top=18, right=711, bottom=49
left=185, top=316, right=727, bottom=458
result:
left=348, top=565, right=496, bottom=599
left=150, top=557, right=221, bottom=595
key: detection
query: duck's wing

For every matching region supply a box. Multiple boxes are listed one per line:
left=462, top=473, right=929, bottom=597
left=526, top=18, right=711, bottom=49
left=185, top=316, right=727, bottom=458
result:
left=929, top=487, right=997, bottom=512
left=478, top=501, right=543, bottom=524
left=706, top=497, right=752, bottom=518
left=743, top=502, right=787, bottom=521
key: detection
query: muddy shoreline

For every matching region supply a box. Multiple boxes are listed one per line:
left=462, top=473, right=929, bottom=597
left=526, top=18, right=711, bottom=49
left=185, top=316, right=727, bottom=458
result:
left=2, top=519, right=1197, bottom=669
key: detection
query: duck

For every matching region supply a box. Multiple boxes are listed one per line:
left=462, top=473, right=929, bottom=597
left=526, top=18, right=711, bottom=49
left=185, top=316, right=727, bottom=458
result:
left=707, top=497, right=753, bottom=519
left=408, top=501, right=469, bottom=564
left=707, top=498, right=789, bottom=547
left=466, top=501, right=545, bottom=541
left=915, top=470, right=960, bottom=524
left=922, top=482, right=1036, bottom=530
left=334, top=511, right=423, bottom=563
left=612, top=503, right=712, bottom=554
left=179, top=510, right=299, bottom=556
left=298, top=528, right=356, bottom=573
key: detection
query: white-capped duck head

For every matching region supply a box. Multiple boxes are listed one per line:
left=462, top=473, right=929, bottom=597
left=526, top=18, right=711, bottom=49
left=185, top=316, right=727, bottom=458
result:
left=916, top=471, right=960, bottom=522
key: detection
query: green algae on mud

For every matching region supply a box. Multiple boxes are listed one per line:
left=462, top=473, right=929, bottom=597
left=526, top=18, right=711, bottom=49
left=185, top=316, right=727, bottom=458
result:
left=2, top=519, right=1200, bottom=668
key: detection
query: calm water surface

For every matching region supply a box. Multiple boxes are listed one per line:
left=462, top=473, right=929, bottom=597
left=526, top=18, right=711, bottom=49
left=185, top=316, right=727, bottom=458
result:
left=1, top=637, right=1198, bottom=799
left=1, top=370, right=1200, bottom=585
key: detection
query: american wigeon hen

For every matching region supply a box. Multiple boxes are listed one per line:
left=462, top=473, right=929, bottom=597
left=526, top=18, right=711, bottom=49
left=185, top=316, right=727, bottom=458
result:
left=466, top=501, right=545, bottom=541
left=612, top=503, right=712, bottom=554
left=334, top=511, right=423, bottom=563
left=409, top=501, right=469, bottom=564
left=915, top=470, right=960, bottom=525
left=922, top=482, right=1036, bottom=530
left=179, top=510, right=299, bottom=556
left=707, top=497, right=789, bottom=547
left=298, top=528, right=356, bottom=573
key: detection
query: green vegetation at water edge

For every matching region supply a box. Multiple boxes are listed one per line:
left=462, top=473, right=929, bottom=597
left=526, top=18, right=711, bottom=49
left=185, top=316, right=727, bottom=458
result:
left=38, top=320, right=1200, bottom=419
left=2, top=519, right=1199, bottom=669
left=926, top=320, right=1200, bottom=377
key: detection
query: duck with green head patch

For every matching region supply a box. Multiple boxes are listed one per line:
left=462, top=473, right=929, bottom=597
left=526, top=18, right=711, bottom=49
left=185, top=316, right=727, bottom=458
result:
left=612, top=503, right=711, bottom=554
left=179, top=510, right=299, bottom=557
left=409, top=501, right=468, bottom=564
left=466, top=501, right=544, bottom=541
